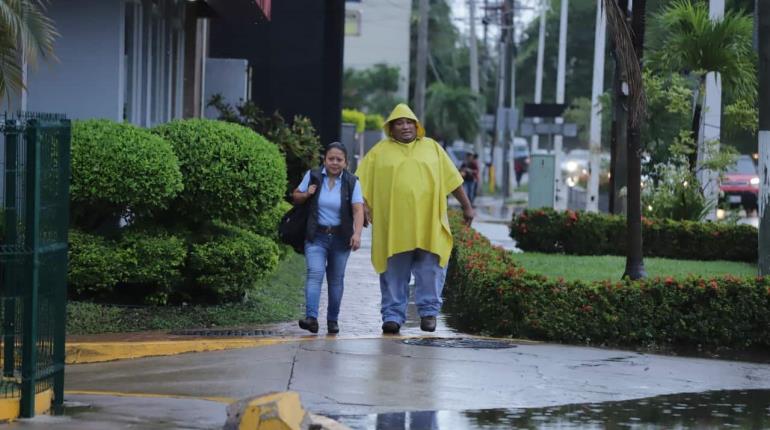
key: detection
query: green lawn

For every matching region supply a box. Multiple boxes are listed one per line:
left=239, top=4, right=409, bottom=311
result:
left=68, top=252, right=306, bottom=335
left=509, top=252, right=757, bottom=282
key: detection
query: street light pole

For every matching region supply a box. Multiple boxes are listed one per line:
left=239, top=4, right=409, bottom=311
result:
left=414, top=0, right=430, bottom=119
left=501, top=0, right=515, bottom=198
left=468, top=0, right=484, bottom=167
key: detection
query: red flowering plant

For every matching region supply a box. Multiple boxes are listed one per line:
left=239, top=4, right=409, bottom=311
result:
left=448, top=210, right=770, bottom=350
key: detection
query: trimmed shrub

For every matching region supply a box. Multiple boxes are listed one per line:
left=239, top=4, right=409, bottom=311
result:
left=118, top=229, right=187, bottom=305
left=188, top=223, right=279, bottom=303
left=68, top=230, right=125, bottom=298
left=511, top=208, right=757, bottom=262
left=68, top=229, right=186, bottom=304
left=207, top=96, right=322, bottom=192
left=446, top=212, right=770, bottom=349
left=153, top=119, right=287, bottom=226
left=252, top=200, right=291, bottom=240
left=342, top=109, right=366, bottom=133
left=364, top=114, right=385, bottom=131
left=71, top=119, right=183, bottom=228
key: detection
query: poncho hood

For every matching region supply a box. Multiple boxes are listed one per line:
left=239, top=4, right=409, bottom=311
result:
left=383, top=103, right=426, bottom=139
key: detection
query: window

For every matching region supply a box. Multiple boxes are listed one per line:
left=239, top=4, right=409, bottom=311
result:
left=123, top=1, right=143, bottom=123
left=345, top=10, right=361, bottom=36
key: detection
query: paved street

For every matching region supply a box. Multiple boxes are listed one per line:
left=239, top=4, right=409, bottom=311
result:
left=9, top=204, right=770, bottom=429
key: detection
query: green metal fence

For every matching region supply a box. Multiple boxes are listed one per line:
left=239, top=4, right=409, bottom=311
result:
left=0, top=113, right=70, bottom=417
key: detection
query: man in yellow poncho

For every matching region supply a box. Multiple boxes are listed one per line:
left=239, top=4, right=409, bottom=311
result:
left=356, top=103, right=475, bottom=334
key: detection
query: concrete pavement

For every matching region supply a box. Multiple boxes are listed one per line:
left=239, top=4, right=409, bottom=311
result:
left=10, top=210, right=770, bottom=428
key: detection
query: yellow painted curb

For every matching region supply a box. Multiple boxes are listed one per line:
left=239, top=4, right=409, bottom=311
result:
left=0, top=389, right=52, bottom=422
left=66, top=338, right=287, bottom=364
left=65, top=390, right=235, bottom=404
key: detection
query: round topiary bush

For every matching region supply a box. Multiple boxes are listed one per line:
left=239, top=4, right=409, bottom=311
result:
left=71, top=119, right=183, bottom=228
left=153, top=119, right=287, bottom=227
left=188, top=223, right=280, bottom=303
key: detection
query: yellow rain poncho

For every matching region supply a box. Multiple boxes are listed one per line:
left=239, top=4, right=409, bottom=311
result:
left=356, top=104, right=463, bottom=273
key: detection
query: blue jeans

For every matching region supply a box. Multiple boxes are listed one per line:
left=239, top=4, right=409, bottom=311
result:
left=304, top=232, right=351, bottom=321
left=379, top=249, right=447, bottom=325
left=463, top=180, right=477, bottom=203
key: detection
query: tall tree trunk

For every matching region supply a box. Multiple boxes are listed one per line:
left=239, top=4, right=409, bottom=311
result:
left=609, top=0, right=629, bottom=215
left=623, top=0, right=647, bottom=280
left=758, top=0, right=770, bottom=275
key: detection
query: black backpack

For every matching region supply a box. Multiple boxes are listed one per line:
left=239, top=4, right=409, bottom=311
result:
left=278, top=169, right=321, bottom=254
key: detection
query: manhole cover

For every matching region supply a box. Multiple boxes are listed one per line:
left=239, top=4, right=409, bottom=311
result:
left=169, top=328, right=278, bottom=337
left=402, top=337, right=516, bottom=349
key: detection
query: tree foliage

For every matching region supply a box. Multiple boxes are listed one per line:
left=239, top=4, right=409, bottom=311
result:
left=0, top=0, right=57, bottom=98
left=342, top=64, right=404, bottom=116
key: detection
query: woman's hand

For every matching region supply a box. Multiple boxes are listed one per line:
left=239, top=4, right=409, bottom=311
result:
left=350, top=233, right=362, bottom=251
left=307, top=184, right=317, bottom=195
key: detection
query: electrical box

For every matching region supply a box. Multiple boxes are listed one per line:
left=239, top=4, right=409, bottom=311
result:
left=528, top=153, right=555, bottom=209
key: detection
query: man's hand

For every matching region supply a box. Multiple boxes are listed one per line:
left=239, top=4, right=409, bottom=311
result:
left=349, top=233, right=361, bottom=251
left=363, top=202, right=372, bottom=226
left=462, top=205, right=475, bottom=226
left=451, top=186, right=474, bottom=226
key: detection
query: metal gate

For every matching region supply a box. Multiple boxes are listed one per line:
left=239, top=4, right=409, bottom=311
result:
left=0, top=113, right=70, bottom=417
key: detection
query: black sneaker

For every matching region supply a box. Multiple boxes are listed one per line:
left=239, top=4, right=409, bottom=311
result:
left=298, top=317, right=319, bottom=334
left=382, top=321, right=400, bottom=334
left=327, top=320, right=339, bottom=334
left=420, top=316, right=436, bottom=332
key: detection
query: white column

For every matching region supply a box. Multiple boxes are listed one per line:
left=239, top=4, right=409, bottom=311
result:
left=468, top=0, right=484, bottom=166
left=532, top=2, right=547, bottom=153
left=697, top=0, right=724, bottom=220
left=553, top=0, right=568, bottom=210
left=587, top=0, right=606, bottom=212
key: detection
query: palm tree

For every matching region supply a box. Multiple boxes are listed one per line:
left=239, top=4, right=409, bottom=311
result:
left=648, top=0, right=755, bottom=169
left=424, top=82, right=481, bottom=144
left=604, top=0, right=647, bottom=280
left=0, top=0, right=57, bottom=99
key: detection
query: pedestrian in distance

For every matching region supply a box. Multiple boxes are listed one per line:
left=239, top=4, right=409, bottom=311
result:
left=460, top=151, right=480, bottom=206
left=356, top=103, right=475, bottom=335
left=292, top=142, right=365, bottom=334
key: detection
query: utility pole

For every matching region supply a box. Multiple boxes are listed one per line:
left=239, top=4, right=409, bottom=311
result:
left=499, top=0, right=515, bottom=197
left=696, top=0, right=724, bottom=221
left=758, top=0, right=770, bottom=275
left=414, top=0, right=430, bottom=119
left=553, top=0, right=568, bottom=210
left=532, top=1, right=547, bottom=153
left=587, top=0, right=606, bottom=212
left=469, top=0, right=484, bottom=167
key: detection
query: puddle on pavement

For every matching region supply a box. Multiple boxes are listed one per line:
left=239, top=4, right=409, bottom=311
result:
left=331, top=389, right=770, bottom=429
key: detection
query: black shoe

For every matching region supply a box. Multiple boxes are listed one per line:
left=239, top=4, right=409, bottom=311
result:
left=298, top=317, right=319, bottom=334
left=382, top=321, right=400, bottom=334
left=327, top=320, right=339, bottom=334
left=420, top=316, right=437, bottom=332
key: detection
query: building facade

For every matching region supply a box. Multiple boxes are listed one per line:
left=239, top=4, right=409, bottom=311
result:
left=18, top=0, right=210, bottom=126
left=343, top=0, right=412, bottom=101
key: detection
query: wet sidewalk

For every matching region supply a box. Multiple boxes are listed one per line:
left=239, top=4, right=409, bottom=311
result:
left=11, top=215, right=770, bottom=429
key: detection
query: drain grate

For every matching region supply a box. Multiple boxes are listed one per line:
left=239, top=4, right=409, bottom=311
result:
left=170, top=328, right=278, bottom=337
left=402, top=337, right=517, bottom=349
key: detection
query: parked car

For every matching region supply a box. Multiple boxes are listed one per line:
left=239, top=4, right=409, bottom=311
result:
left=720, top=155, right=759, bottom=211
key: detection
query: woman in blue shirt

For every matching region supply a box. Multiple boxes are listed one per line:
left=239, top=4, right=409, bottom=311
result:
left=292, top=142, right=365, bottom=334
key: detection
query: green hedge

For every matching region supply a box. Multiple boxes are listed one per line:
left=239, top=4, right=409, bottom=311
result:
left=153, top=119, right=287, bottom=226
left=71, top=119, right=183, bottom=229
left=511, top=208, right=757, bottom=262
left=68, top=229, right=186, bottom=304
left=446, top=213, right=770, bottom=349
left=188, top=223, right=279, bottom=303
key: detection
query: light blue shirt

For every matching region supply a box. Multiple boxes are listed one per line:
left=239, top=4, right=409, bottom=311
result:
left=298, top=168, right=363, bottom=227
